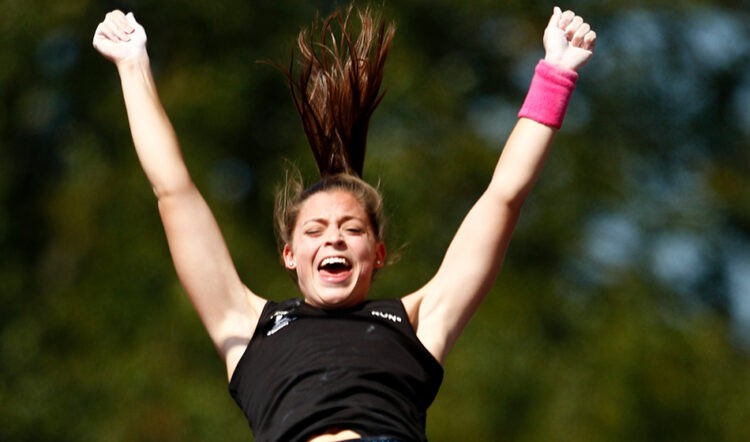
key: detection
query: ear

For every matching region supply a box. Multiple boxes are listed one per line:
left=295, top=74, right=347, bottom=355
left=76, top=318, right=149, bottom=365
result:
left=282, top=244, right=296, bottom=269
left=374, top=241, right=387, bottom=269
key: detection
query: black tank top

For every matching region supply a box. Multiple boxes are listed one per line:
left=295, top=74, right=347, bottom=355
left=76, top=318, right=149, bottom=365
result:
left=228, top=298, right=443, bottom=442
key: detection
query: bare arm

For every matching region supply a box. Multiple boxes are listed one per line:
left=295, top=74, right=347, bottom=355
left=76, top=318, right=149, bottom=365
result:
left=403, top=7, right=597, bottom=363
left=93, top=11, right=265, bottom=378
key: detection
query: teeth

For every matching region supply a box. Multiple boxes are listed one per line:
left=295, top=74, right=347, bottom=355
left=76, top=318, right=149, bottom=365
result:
left=321, top=257, right=349, bottom=267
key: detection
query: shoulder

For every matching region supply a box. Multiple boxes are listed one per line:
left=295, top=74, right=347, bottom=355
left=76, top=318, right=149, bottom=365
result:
left=365, top=299, right=409, bottom=324
left=225, top=296, right=299, bottom=379
left=399, top=289, right=450, bottom=364
left=400, top=290, right=425, bottom=328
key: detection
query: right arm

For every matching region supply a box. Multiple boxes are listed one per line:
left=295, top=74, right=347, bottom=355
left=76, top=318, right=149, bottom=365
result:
left=402, top=8, right=596, bottom=363
left=93, top=11, right=265, bottom=378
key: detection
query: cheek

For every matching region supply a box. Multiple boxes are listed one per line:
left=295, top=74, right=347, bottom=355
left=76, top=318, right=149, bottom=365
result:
left=293, top=237, right=318, bottom=259
left=356, top=240, right=378, bottom=260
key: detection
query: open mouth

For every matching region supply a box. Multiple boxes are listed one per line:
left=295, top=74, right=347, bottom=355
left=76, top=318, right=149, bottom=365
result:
left=318, top=256, right=353, bottom=277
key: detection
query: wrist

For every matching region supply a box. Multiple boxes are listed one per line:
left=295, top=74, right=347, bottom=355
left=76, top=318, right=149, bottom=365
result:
left=115, top=52, right=151, bottom=73
left=517, top=60, right=578, bottom=129
left=543, top=55, right=566, bottom=70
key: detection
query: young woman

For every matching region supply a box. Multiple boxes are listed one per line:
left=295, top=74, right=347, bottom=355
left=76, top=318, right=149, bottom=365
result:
left=93, top=5, right=595, bottom=442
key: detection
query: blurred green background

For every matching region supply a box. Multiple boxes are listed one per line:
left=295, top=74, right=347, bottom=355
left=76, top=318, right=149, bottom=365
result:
left=2, top=0, right=750, bottom=440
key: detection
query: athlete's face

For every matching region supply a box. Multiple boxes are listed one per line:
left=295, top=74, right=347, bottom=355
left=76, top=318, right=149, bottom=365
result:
left=283, top=190, right=386, bottom=308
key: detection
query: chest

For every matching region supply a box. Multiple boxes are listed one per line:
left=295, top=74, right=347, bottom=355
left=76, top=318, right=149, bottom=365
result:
left=252, top=309, right=413, bottom=371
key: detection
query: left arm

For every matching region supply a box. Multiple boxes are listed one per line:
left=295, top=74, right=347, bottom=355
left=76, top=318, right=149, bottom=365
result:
left=403, top=7, right=596, bottom=363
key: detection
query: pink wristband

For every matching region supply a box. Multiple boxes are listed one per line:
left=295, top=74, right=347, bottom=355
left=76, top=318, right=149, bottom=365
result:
left=518, top=60, right=578, bottom=129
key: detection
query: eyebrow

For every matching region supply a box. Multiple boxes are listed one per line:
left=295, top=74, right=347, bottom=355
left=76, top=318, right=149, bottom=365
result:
left=300, top=215, right=365, bottom=227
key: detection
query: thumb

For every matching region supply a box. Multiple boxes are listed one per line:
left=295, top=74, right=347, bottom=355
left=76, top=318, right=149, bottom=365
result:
left=547, top=6, right=562, bottom=29
left=126, top=12, right=138, bottom=26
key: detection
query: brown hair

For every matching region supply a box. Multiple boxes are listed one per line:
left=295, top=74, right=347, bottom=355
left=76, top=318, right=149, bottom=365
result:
left=274, top=5, right=395, bottom=259
left=284, top=5, right=395, bottom=178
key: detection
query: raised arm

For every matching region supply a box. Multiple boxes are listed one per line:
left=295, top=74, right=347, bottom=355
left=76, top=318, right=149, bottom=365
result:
left=93, top=11, right=265, bottom=378
left=403, top=7, right=596, bottom=363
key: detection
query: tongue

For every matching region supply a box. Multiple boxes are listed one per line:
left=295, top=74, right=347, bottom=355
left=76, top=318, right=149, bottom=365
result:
left=319, top=267, right=352, bottom=283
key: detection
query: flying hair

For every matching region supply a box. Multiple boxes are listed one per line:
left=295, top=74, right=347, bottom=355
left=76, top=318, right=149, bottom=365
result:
left=283, top=5, right=396, bottom=178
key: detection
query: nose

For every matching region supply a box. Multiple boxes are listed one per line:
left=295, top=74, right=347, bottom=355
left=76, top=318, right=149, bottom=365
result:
left=324, top=227, right=345, bottom=246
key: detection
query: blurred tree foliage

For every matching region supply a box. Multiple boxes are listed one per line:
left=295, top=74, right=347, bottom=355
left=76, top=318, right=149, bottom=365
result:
left=2, top=0, right=750, bottom=440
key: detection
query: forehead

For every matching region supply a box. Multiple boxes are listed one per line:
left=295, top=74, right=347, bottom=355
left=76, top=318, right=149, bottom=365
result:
left=297, top=190, right=367, bottom=223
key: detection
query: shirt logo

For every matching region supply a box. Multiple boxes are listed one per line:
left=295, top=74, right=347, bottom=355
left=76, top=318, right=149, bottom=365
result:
left=267, top=310, right=297, bottom=336
left=371, top=310, right=402, bottom=323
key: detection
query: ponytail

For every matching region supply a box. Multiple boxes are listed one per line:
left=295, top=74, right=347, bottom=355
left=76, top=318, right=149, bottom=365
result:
left=274, top=6, right=394, bottom=265
left=283, top=5, right=395, bottom=179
